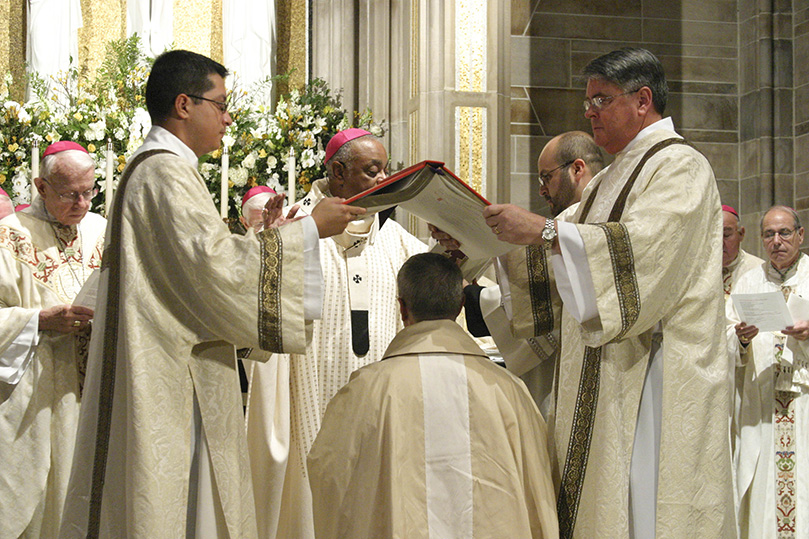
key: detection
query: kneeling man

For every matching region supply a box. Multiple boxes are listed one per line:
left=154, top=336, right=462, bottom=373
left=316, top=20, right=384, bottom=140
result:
left=308, top=252, right=559, bottom=539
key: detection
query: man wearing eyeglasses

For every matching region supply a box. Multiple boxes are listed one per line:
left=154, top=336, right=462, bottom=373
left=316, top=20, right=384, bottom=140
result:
left=729, top=205, right=809, bottom=538
left=0, top=141, right=105, bottom=537
left=538, top=131, right=604, bottom=218
left=466, top=48, right=735, bottom=537
left=60, top=50, right=364, bottom=539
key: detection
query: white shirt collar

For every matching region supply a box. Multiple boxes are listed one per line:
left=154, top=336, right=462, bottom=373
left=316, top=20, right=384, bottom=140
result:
left=622, top=117, right=676, bottom=154
left=130, top=125, right=199, bottom=168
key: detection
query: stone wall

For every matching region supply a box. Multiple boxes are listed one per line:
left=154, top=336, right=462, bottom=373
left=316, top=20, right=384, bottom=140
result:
left=510, top=0, right=807, bottom=256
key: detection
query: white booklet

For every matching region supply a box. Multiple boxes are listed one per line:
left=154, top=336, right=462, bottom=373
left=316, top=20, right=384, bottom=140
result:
left=731, top=291, right=807, bottom=332
left=72, top=269, right=100, bottom=311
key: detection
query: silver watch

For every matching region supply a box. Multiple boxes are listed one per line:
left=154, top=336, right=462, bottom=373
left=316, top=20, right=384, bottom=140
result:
left=541, top=218, right=557, bottom=248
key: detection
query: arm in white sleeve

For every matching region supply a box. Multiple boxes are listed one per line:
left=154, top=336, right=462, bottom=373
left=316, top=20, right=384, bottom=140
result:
left=0, top=310, right=39, bottom=384
left=300, top=216, right=323, bottom=320
left=551, top=221, right=599, bottom=324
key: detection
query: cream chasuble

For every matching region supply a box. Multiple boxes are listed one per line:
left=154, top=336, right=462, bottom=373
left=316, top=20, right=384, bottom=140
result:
left=0, top=205, right=105, bottom=538
left=730, top=254, right=809, bottom=538
left=60, top=128, right=311, bottom=539
left=308, top=319, right=559, bottom=539
left=246, top=178, right=426, bottom=539
left=505, top=125, right=735, bottom=538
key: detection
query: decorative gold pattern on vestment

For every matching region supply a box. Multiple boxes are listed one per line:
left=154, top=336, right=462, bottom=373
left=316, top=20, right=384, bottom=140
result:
left=258, top=228, right=284, bottom=352
left=557, top=346, right=602, bottom=539
left=595, top=222, right=639, bottom=341
left=525, top=245, right=554, bottom=335
left=87, top=149, right=173, bottom=537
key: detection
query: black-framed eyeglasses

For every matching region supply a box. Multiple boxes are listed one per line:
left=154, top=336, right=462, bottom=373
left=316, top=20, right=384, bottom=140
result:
left=186, top=94, right=229, bottom=113
left=42, top=178, right=97, bottom=204
left=762, top=228, right=798, bottom=241
left=539, top=160, right=574, bottom=187
left=583, top=89, right=640, bottom=113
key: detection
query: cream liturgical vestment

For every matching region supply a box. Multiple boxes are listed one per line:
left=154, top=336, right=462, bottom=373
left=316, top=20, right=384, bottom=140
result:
left=60, top=127, right=313, bottom=539
left=308, top=319, right=559, bottom=539
left=730, top=254, right=809, bottom=538
left=0, top=202, right=104, bottom=538
left=504, top=123, right=735, bottom=538
left=246, top=178, right=426, bottom=539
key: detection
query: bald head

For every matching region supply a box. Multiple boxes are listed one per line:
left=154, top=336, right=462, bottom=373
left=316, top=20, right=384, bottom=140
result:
left=538, top=131, right=604, bottom=216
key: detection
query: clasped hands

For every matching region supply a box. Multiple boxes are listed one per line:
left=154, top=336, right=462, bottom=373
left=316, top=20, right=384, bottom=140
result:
left=260, top=193, right=366, bottom=238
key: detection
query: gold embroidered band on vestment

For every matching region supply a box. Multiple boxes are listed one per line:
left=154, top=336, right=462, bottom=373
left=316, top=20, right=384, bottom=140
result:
left=258, top=228, right=284, bottom=352
left=557, top=345, right=602, bottom=539
left=595, top=222, right=640, bottom=341
left=526, top=245, right=555, bottom=336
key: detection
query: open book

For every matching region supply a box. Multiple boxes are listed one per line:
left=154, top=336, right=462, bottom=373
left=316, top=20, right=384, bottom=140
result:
left=344, top=160, right=517, bottom=279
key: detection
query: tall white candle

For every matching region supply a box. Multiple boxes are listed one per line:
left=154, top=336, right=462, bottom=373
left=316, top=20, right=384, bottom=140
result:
left=105, top=140, right=114, bottom=214
left=31, top=139, right=40, bottom=201
left=220, top=146, right=229, bottom=219
left=287, top=148, right=296, bottom=206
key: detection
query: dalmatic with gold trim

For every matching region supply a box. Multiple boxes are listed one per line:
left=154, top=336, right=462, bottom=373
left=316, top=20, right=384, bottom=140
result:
left=59, top=149, right=309, bottom=539
left=0, top=208, right=104, bottom=538
left=505, top=127, right=735, bottom=538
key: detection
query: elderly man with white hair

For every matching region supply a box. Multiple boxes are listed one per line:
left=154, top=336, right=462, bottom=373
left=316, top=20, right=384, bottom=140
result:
left=0, top=141, right=105, bottom=537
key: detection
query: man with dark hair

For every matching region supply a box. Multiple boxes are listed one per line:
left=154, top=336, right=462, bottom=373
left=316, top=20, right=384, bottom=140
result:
left=730, top=205, right=809, bottom=538
left=446, top=47, right=735, bottom=537
left=60, top=50, right=362, bottom=538
left=307, top=253, right=559, bottom=539
left=0, top=142, right=104, bottom=537
left=246, top=128, right=425, bottom=539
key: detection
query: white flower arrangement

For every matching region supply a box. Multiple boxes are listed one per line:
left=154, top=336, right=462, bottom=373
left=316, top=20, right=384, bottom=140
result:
left=0, top=36, right=385, bottom=225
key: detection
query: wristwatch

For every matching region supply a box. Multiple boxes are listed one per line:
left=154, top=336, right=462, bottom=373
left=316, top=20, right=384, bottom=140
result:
left=541, top=218, right=557, bottom=248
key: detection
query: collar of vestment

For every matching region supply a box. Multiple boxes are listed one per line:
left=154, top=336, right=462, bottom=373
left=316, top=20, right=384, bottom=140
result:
left=768, top=253, right=805, bottom=283
left=724, top=250, right=745, bottom=276
left=382, top=319, right=490, bottom=360
left=621, top=116, right=675, bottom=154
left=130, top=125, right=198, bottom=168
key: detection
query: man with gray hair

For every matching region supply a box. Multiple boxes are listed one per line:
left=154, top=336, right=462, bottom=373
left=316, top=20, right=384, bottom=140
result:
left=446, top=47, right=735, bottom=537
left=308, top=253, right=559, bottom=539
left=246, top=128, right=426, bottom=539
left=0, top=141, right=105, bottom=537
left=729, top=205, right=809, bottom=538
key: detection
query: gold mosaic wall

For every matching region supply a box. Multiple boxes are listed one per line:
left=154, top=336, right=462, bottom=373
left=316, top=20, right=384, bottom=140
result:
left=455, top=106, right=486, bottom=194
left=0, top=0, right=311, bottom=96
left=455, top=0, right=486, bottom=92
left=454, top=0, right=486, bottom=194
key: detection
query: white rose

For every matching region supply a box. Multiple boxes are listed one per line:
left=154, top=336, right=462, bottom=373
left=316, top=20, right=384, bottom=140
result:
left=222, top=134, right=235, bottom=148
left=242, top=152, right=257, bottom=169
left=266, top=155, right=278, bottom=170
left=230, top=166, right=249, bottom=187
